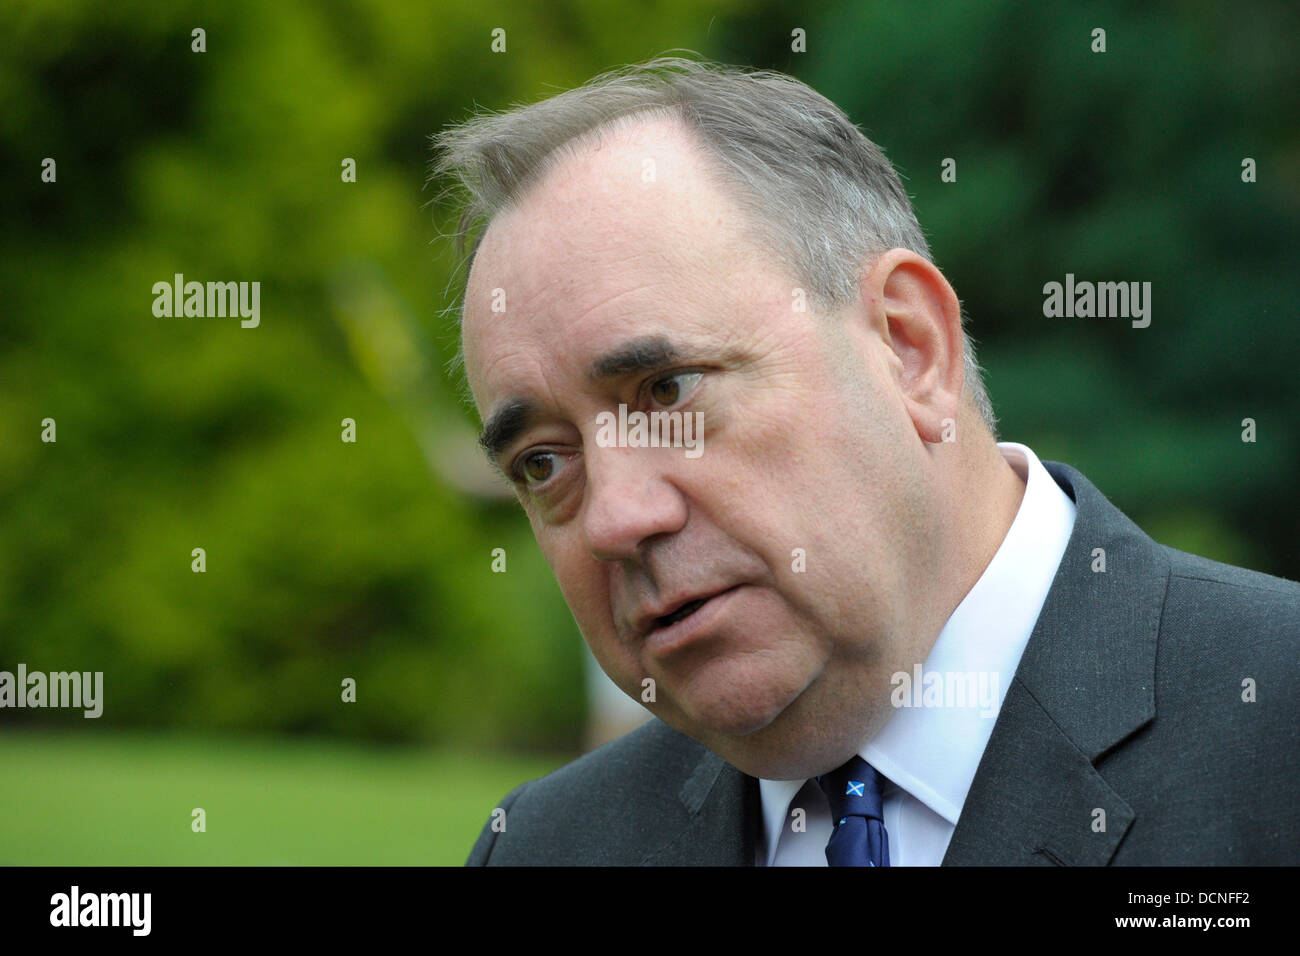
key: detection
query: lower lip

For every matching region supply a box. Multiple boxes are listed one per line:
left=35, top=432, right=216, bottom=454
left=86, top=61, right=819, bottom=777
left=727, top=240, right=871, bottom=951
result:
left=645, top=586, right=743, bottom=657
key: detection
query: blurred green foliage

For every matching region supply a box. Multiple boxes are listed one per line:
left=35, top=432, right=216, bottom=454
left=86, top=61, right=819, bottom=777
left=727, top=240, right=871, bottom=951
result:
left=0, top=0, right=1295, bottom=750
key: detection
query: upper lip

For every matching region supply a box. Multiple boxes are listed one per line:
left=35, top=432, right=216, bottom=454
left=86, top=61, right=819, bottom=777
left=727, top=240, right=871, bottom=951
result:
left=635, top=585, right=738, bottom=638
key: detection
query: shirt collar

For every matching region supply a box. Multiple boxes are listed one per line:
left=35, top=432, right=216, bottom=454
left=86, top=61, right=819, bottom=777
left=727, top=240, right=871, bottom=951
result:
left=758, top=442, right=1077, bottom=858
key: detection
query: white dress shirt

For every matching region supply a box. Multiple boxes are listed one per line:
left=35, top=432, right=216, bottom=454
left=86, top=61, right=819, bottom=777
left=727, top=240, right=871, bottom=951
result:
left=758, top=442, right=1077, bottom=865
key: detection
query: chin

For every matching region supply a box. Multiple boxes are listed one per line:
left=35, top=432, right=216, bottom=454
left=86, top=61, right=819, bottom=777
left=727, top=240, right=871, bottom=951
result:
left=684, top=667, right=878, bottom=781
left=686, top=699, right=784, bottom=739
left=671, top=661, right=813, bottom=740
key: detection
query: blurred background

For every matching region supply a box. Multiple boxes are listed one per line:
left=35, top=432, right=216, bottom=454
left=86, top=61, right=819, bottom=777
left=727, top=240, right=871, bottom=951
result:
left=1, top=0, right=1296, bottom=864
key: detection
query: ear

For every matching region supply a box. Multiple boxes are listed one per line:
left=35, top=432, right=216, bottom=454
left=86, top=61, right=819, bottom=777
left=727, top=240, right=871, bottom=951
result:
left=859, top=249, right=965, bottom=444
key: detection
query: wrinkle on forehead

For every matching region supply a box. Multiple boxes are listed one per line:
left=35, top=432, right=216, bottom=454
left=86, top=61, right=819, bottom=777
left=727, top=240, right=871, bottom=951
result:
left=462, top=112, right=793, bottom=417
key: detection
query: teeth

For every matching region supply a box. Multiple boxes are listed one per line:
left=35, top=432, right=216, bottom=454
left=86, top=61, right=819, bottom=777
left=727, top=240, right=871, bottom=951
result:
left=661, top=598, right=706, bottom=626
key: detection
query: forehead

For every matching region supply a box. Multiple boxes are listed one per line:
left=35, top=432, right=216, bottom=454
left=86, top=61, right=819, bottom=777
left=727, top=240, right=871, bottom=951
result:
left=460, top=115, right=785, bottom=412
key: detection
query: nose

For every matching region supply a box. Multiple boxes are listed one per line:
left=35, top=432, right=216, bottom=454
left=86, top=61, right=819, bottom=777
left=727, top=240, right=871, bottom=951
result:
left=581, top=442, right=689, bottom=563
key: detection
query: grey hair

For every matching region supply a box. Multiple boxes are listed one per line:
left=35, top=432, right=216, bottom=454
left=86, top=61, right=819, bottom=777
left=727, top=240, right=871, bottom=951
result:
left=430, top=54, right=997, bottom=434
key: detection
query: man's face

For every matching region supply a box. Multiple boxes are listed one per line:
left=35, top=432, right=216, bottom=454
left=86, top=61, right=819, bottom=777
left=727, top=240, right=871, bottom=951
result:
left=462, top=117, right=944, bottom=779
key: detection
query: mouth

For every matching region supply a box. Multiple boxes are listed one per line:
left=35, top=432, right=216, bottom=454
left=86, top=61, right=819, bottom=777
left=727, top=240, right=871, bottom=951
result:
left=640, top=585, right=742, bottom=650
left=655, top=597, right=711, bottom=629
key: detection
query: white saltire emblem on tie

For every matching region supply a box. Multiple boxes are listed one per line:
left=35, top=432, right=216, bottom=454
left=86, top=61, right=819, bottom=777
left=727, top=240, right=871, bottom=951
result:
left=846, top=781, right=865, bottom=797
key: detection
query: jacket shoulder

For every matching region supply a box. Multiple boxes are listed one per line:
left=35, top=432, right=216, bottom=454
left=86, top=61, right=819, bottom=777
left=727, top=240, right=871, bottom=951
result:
left=1039, top=461, right=1299, bottom=861
left=1106, top=544, right=1300, bottom=862
left=1164, top=545, right=1300, bottom=599
left=1160, top=545, right=1300, bottom=650
left=465, top=719, right=709, bottom=865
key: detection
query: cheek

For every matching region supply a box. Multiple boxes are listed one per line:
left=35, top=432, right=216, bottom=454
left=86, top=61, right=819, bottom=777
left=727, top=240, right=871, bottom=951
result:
left=542, top=537, right=597, bottom=613
left=708, top=377, right=856, bottom=526
left=707, top=382, right=903, bottom=627
left=542, top=536, right=624, bottom=650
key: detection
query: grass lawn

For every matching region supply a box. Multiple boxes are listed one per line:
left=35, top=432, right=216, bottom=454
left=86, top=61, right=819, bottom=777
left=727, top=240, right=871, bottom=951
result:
left=0, top=730, right=570, bottom=865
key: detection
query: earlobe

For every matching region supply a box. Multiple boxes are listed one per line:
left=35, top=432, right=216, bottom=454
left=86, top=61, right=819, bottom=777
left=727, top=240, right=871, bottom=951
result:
left=864, top=250, right=965, bottom=444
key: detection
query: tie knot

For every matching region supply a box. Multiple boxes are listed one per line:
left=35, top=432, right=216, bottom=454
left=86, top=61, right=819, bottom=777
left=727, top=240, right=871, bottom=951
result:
left=816, top=755, right=885, bottom=824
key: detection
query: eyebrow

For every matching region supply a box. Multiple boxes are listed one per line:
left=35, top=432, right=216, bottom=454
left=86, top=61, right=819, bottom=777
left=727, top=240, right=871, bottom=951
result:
left=478, top=398, right=538, bottom=471
left=477, top=335, right=685, bottom=470
left=588, top=335, right=680, bottom=383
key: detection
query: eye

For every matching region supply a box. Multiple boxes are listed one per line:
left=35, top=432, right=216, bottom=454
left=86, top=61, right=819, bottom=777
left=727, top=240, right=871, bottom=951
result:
left=647, top=371, right=702, bottom=408
left=515, top=451, right=558, bottom=485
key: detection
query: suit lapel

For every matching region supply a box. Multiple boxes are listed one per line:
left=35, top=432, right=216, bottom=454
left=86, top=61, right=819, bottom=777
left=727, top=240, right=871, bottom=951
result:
left=941, top=674, right=1139, bottom=864
left=943, top=463, right=1167, bottom=865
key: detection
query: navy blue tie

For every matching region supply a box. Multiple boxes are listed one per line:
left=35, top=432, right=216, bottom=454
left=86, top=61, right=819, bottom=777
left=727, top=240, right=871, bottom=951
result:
left=817, top=756, right=890, bottom=867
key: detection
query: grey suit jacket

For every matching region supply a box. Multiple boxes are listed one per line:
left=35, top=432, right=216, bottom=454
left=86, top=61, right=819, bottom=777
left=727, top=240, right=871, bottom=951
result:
left=467, top=462, right=1300, bottom=865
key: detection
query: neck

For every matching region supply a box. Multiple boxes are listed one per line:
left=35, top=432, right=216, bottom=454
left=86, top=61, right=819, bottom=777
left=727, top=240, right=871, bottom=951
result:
left=955, top=433, right=1026, bottom=604
left=918, top=427, right=1027, bottom=660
